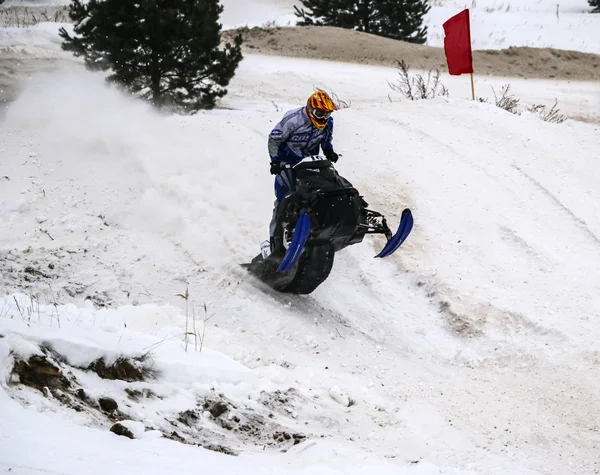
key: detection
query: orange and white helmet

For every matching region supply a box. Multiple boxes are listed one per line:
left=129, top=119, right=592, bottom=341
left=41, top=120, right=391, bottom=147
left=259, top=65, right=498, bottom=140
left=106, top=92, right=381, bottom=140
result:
left=306, top=90, right=337, bottom=130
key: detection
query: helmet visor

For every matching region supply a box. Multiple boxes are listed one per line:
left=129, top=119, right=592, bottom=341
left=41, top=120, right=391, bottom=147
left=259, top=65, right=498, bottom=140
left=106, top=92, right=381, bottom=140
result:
left=312, top=108, right=332, bottom=121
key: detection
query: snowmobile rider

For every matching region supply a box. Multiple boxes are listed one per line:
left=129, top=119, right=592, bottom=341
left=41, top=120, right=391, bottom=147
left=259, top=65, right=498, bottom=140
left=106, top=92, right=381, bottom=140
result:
left=267, top=90, right=339, bottom=242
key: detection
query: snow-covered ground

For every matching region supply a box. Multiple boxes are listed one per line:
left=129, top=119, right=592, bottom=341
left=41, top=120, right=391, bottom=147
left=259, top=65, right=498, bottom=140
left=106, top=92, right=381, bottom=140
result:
left=2, top=299, right=418, bottom=475
left=2, top=0, right=599, bottom=52
left=2, top=55, right=600, bottom=475
left=2, top=24, right=599, bottom=119
left=427, top=0, right=600, bottom=53
left=1, top=2, right=600, bottom=475
left=0, top=22, right=65, bottom=58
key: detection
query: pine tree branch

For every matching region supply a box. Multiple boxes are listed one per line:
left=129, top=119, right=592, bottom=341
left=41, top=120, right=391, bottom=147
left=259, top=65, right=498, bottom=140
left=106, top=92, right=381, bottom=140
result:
left=57, top=0, right=242, bottom=111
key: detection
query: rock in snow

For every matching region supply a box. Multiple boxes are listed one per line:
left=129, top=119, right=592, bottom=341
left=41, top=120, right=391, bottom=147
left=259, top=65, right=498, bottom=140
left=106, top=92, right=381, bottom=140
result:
left=111, top=420, right=146, bottom=439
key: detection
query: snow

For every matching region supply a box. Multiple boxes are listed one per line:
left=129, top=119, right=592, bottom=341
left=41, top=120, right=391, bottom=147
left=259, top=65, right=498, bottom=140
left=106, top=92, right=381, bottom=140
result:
left=0, top=295, right=472, bottom=474
left=426, top=0, right=600, bottom=53
left=229, top=54, right=600, bottom=121
left=2, top=0, right=599, bottom=53
left=1, top=390, right=447, bottom=475
left=1, top=54, right=599, bottom=473
left=0, top=23, right=70, bottom=59
left=218, top=0, right=298, bottom=29
left=329, top=385, right=352, bottom=407
left=225, top=0, right=600, bottom=53
left=1, top=2, right=600, bottom=475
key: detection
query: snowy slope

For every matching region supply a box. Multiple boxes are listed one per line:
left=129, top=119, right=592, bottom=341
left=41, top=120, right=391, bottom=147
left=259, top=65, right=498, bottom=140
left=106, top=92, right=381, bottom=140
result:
left=1, top=0, right=600, bottom=472
left=1, top=41, right=600, bottom=475
left=1, top=298, right=426, bottom=475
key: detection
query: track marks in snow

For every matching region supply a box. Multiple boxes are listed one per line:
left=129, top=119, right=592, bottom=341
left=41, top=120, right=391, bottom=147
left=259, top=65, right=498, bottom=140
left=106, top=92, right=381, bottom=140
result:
left=513, top=163, right=600, bottom=247
left=499, top=226, right=556, bottom=272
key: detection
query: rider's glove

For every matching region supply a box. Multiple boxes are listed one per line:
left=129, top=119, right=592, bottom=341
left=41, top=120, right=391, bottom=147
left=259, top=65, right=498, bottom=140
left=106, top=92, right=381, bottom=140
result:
left=270, top=161, right=282, bottom=175
left=323, top=148, right=339, bottom=163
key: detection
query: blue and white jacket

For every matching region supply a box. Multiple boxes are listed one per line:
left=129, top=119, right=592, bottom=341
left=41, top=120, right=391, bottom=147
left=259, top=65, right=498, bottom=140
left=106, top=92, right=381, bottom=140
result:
left=268, top=107, right=334, bottom=165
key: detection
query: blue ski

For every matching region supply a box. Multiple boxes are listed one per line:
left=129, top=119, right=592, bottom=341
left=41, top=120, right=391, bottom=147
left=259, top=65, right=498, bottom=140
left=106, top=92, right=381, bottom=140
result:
left=375, top=208, right=413, bottom=258
left=277, top=211, right=311, bottom=273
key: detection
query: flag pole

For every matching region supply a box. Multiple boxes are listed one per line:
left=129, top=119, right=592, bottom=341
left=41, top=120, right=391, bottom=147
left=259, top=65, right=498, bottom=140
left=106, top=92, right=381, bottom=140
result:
left=470, top=72, right=475, bottom=100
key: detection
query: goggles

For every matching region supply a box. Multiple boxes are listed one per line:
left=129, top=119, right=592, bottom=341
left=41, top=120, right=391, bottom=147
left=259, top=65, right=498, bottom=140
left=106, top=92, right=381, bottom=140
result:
left=311, top=108, right=332, bottom=121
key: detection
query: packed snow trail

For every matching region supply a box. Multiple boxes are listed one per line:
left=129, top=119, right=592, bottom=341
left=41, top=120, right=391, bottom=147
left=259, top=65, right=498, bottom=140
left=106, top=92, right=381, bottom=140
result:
left=1, top=53, right=599, bottom=473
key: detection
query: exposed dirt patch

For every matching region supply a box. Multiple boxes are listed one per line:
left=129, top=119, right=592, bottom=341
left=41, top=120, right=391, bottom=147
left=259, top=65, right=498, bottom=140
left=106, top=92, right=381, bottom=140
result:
left=7, top=344, right=311, bottom=457
left=12, top=353, right=71, bottom=393
left=163, top=425, right=238, bottom=457
left=0, top=247, right=116, bottom=309
left=0, top=249, right=62, bottom=287
left=10, top=347, right=135, bottom=419
left=439, top=300, right=484, bottom=338
left=273, top=430, right=307, bottom=445
left=173, top=390, right=309, bottom=455
left=88, top=355, right=157, bottom=382
left=205, top=399, right=229, bottom=418
left=258, top=387, right=298, bottom=414
left=224, top=26, right=600, bottom=81
left=125, top=387, right=157, bottom=401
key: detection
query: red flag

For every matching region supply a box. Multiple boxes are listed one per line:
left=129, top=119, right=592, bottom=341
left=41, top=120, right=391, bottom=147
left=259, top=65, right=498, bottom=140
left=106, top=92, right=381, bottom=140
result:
left=443, top=9, right=473, bottom=75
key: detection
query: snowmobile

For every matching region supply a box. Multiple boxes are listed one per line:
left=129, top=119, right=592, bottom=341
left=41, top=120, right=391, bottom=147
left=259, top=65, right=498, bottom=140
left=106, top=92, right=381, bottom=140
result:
left=243, top=157, right=413, bottom=294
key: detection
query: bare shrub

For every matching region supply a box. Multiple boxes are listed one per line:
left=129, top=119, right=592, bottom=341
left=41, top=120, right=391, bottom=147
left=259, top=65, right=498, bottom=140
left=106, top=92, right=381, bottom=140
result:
left=262, top=20, right=277, bottom=29
left=483, top=2, right=511, bottom=12
left=526, top=99, right=567, bottom=123
left=483, top=86, right=567, bottom=124
left=492, top=84, right=520, bottom=114
left=0, top=6, right=69, bottom=28
left=389, top=60, right=449, bottom=101
left=177, top=287, right=214, bottom=353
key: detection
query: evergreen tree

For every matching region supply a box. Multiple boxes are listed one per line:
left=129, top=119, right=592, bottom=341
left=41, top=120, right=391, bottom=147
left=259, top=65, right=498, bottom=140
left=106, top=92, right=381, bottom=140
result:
left=59, top=0, right=242, bottom=112
left=294, top=0, right=430, bottom=44
left=589, top=0, right=600, bottom=13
